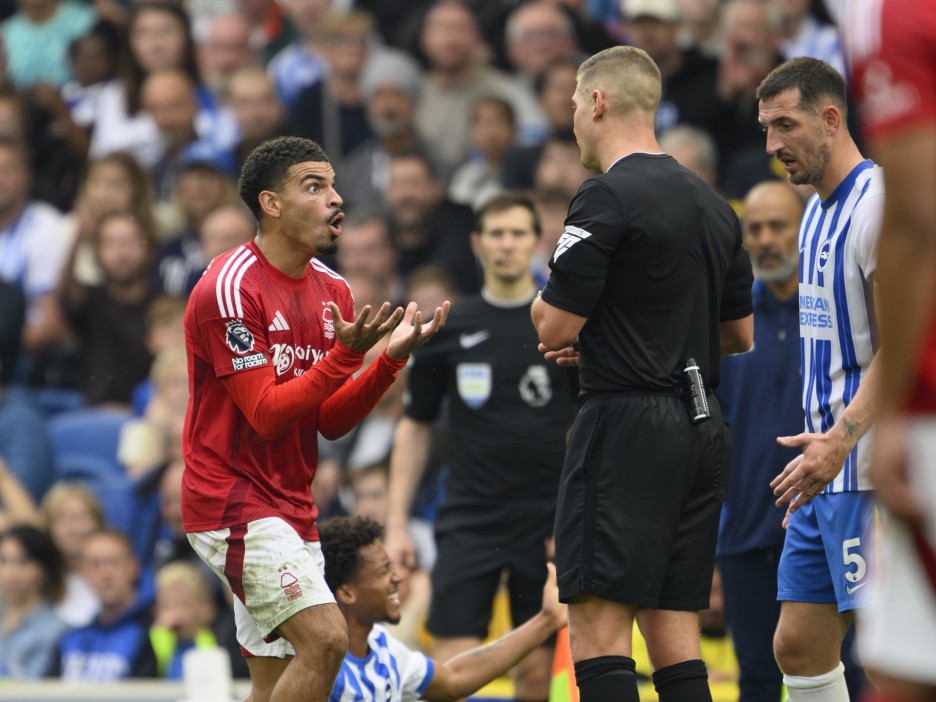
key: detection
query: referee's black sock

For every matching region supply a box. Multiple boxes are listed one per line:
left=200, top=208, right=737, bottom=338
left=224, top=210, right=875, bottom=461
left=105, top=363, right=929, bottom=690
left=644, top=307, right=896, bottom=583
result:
left=574, top=655, right=638, bottom=702
left=652, top=659, right=712, bottom=702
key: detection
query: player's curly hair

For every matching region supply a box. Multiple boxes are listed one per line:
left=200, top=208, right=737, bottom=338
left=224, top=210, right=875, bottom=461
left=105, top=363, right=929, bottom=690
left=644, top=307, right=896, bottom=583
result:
left=238, top=136, right=329, bottom=223
left=318, top=516, right=384, bottom=593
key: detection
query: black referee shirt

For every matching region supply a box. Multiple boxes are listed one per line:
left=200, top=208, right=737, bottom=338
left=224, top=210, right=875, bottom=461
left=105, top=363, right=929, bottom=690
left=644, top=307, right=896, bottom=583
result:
left=405, top=294, right=579, bottom=517
left=542, top=154, right=753, bottom=397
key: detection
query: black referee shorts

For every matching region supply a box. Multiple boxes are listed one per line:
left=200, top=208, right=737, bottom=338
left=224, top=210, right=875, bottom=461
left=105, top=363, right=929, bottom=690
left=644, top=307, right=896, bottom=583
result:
left=554, top=392, right=731, bottom=611
left=426, top=507, right=554, bottom=640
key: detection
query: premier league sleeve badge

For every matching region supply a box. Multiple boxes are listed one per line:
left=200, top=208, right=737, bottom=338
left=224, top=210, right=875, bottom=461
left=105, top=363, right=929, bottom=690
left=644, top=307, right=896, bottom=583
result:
left=225, top=319, right=256, bottom=354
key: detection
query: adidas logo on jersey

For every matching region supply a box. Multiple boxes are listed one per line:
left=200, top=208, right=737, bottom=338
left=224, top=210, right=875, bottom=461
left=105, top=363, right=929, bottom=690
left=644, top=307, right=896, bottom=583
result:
left=268, top=310, right=290, bottom=332
left=553, top=225, right=592, bottom=260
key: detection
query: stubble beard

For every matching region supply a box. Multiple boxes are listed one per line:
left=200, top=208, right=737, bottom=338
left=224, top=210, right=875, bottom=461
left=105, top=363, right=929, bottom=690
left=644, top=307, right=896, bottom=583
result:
left=790, top=141, right=832, bottom=187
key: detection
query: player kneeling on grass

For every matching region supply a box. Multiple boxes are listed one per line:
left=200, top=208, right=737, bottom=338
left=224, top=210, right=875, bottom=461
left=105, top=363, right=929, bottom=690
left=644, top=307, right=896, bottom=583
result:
left=319, top=516, right=567, bottom=702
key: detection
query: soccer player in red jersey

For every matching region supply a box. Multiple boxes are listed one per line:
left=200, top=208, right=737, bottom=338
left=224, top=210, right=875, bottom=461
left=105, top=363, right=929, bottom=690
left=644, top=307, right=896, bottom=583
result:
left=843, top=1, right=936, bottom=700
left=181, top=136, right=449, bottom=702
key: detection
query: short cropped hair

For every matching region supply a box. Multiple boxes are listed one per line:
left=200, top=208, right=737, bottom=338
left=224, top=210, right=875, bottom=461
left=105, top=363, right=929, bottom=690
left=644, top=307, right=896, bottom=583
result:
left=474, top=191, right=541, bottom=237
left=576, top=45, right=661, bottom=115
left=238, top=136, right=329, bottom=222
left=756, top=57, right=848, bottom=123
left=318, top=516, right=384, bottom=592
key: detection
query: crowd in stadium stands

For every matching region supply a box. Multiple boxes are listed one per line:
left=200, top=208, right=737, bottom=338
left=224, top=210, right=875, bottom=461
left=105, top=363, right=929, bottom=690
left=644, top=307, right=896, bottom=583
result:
left=0, top=0, right=849, bottom=692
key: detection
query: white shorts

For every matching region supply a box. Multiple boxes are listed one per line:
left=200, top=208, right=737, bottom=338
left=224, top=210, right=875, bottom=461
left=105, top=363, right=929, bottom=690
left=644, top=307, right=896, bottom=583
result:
left=188, top=517, right=335, bottom=658
left=859, top=418, right=936, bottom=684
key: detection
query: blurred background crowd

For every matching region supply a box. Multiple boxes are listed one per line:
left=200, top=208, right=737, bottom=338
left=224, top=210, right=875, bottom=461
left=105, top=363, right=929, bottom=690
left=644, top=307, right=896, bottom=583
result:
left=0, top=0, right=847, bottom=689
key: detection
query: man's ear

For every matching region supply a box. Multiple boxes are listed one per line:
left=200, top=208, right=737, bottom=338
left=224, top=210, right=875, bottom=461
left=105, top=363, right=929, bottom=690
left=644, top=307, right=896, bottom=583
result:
left=821, top=104, right=843, bottom=135
left=258, top=190, right=282, bottom=219
left=335, top=583, right=356, bottom=606
left=469, top=231, right=480, bottom=256
left=592, top=89, right=606, bottom=119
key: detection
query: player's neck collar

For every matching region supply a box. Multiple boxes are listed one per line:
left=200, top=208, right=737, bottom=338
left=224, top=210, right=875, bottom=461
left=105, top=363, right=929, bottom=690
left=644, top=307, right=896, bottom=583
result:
left=606, top=152, right=665, bottom=172
left=481, top=287, right=537, bottom=308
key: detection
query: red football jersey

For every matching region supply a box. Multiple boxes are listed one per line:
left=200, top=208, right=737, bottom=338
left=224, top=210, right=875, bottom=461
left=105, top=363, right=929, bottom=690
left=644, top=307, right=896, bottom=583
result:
left=182, top=241, right=357, bottom=540
left=846, top=0, right=936, bottom=411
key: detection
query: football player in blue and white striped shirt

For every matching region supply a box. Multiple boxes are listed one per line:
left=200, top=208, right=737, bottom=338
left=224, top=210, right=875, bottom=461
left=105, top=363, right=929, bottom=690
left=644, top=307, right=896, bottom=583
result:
left=318, top=517, right=566, bottom=702
left=755, top=57, right=884, bottom=702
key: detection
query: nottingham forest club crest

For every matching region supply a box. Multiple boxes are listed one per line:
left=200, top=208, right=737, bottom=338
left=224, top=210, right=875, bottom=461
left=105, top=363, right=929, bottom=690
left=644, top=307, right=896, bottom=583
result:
left=225, top=319, right=256, bottom=354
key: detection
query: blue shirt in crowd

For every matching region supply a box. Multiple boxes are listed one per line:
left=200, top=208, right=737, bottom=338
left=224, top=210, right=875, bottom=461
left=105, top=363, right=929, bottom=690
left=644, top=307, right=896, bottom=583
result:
left=717, top=279, right=803, bottom=556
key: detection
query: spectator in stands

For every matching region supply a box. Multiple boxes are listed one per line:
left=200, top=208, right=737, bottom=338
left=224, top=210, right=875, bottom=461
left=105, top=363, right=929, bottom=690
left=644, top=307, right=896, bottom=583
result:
left=0, top=525, right=69, bottom=680
left=500, top=57, right=578, bottom=190
left=267, top=0, right=331, bottom=108
left=623, top=0, right=721, bottom=136
left=677, top=0, right=722, bottom=57
left=150, top=559, right=218, bottom=679
left=715, top=0, right=784, bottom=185
left=341, top=50, right=436, bottom=212
left=228, top=67, right=292, bottom=173
left=59, top=212, right=158, bottom=407
left=776, top=0, right=845, bottom=76
left=448, top=95, right=513, bottom=210
left=90, top=2, right=236, bottom=170
left=62, top=152, right=156, bottom=289
left=0, top=137, right=68, bottom=356
left=41, top=483, right=103, bottom=628
left=0, top=82, right=83, bottom=210
left=197, top=13, right=257, bottom=99
left=233, top=0, right=294, bottom=63
left=660, top=124, right=719, bottom=189
left=334, top=214, right=402, bottom=304
left=414, top=0, right=512, bottom=170
left=157, top=198, right=254, bottom=298
left=384, top=151, right=477, bottom=294
left=141, top=70, right=237, bottom=202
left=504, top=1, right=580, bottom=143
left=532, top=128, right=595, bottom=201
left=61, top=20, right=122, bottom=146
left=54, top=529, right=157, bottom=681
left=160, top=157, right=237, bottom=243
left=0, top=0, right=96, bottom=89
left=291, top=10, right=377, bottom=165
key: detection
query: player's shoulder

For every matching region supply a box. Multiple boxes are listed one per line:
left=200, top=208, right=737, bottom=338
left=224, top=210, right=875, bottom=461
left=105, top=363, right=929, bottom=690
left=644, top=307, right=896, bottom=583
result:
left=368, top=624, right=412, bottom=656
left=309, top=258, right=353, bottom=299
left=190, top=244, right=262, bottom=318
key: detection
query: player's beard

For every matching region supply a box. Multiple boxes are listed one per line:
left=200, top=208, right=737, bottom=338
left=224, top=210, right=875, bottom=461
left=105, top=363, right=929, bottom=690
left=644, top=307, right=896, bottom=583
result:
left=789, top=141, right=832, bottom=187
left=754, top=248, right=798, bottom=284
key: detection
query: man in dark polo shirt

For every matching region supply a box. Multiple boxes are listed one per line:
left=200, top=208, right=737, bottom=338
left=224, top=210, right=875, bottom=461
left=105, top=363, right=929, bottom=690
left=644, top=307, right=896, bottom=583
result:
left=531, top=46, right=753, bottom=702
left=716, top=180, right=804, bottom=702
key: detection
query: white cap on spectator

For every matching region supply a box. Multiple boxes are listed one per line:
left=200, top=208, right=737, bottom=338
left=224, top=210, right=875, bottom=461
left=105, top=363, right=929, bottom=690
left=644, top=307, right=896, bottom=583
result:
left=359, top=49, right=423, bottom=102
left=621, top=0, right=680, bottom=22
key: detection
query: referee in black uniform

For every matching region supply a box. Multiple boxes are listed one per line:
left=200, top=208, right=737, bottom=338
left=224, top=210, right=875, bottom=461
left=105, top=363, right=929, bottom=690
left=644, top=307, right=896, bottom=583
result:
left=531, top=46, right=754, bottom=702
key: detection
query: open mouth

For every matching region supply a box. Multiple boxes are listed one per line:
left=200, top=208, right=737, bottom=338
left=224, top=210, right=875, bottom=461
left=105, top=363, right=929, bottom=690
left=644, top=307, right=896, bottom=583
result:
left=327, top=210, right=344, bottom=236
left=777, top=154, right=797, bottom=172
left=388, top=591, right=400, bottom=607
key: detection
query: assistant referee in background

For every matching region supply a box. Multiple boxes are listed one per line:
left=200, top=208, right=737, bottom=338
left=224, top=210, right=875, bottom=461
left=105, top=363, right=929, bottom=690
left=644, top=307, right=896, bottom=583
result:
left=532, top=46, right=754, bottom=702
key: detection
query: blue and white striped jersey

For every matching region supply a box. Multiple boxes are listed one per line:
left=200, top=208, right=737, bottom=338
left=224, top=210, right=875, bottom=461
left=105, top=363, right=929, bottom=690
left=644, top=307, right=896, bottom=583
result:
left=329, top=625, right=435, bottom=702
left=798, top=160, right=884, bottom=493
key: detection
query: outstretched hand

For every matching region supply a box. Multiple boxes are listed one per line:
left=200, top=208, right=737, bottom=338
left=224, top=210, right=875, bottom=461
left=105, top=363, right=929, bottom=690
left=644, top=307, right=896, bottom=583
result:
left=386, top=300, right=451, bottom=360
left=330, top=301, right=404, bottom=353
left=540, top=562, right=568, bottom=631
left=770, top=430, right=851, bottom=519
